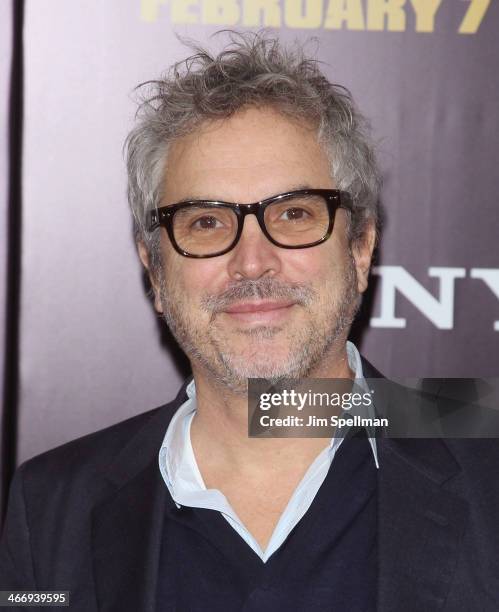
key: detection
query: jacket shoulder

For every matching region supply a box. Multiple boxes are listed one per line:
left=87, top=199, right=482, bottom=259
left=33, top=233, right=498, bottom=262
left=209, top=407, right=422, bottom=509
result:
left=22, top=406, right=157, bottom=471
left=17, top=396, right=182, bottom=496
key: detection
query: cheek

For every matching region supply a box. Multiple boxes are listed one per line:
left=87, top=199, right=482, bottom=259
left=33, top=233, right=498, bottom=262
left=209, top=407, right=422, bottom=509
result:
left=288, top=255, right=322, bottom=282
left=187, top=264, right=222, bottom=294
left=282, top=210, right=352, bottom=279
left=164, top=252, right=227, bottom=301
left=282, top=241, right=343, bottom=283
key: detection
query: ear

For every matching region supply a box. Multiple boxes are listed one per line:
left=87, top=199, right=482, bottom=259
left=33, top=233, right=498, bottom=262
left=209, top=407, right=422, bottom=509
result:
left=351, top=220, right=377, bottom=294
left=137, top=241, right=163, bottom=314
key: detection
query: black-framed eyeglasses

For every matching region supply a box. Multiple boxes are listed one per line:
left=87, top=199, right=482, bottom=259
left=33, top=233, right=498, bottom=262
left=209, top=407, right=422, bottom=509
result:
left=146, top=188, right=353, bottom=258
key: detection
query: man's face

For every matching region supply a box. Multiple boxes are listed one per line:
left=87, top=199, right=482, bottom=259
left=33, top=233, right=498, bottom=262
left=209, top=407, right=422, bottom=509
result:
left=143, top=107, right=374, bottom=391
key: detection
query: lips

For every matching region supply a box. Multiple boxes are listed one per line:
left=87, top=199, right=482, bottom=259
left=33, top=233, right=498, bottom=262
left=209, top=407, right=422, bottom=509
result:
left=223, top=300, right=296, bottom=314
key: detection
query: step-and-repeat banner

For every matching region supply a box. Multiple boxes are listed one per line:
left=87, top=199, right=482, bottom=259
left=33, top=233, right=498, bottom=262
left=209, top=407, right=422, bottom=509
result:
left=1, top=1, right=498, bottom=482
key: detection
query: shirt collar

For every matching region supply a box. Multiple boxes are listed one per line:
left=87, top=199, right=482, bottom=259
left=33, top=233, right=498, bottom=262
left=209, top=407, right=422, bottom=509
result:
left=160, top=340, right=379, bottom=494
left=335, top=341, right=379, bottom=468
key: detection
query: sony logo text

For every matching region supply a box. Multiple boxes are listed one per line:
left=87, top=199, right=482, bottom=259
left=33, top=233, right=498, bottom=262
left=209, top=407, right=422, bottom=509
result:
left=371, top=267, right=499, bottom=330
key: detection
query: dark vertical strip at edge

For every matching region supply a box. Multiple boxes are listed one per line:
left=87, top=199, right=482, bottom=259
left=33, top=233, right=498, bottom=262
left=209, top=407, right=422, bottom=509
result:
left=1, top=0, right=25, bottom=525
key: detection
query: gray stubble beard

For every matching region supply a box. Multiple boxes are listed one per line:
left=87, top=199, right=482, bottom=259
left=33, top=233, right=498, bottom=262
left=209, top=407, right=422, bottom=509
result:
left=158, top=255, right=360, bottom=394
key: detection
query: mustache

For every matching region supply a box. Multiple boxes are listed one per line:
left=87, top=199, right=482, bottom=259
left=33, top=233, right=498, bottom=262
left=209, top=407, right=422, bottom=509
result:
left=200, top=278, right=316, bottom=314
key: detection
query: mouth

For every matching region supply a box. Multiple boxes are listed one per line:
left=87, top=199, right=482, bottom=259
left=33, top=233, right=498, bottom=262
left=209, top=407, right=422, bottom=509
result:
left=222, top=300, right=297, bottom=324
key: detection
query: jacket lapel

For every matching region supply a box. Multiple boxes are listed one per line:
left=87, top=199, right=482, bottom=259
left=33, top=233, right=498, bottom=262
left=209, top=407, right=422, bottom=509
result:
left=91, top=460, right=166, bottom=612
left=91, top=382, right=190, bottom=612
left=361, top=357, right=469, bottom=609
left=376, top=431, right=468, bottom=611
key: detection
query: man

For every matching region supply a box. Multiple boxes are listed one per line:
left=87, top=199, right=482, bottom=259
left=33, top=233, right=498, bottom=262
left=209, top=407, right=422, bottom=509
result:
left=1, top=32, right=498, bottom=611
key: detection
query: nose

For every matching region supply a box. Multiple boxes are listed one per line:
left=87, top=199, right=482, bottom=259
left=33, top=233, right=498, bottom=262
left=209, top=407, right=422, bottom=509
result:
left=226, top=214, right=282, bottom=281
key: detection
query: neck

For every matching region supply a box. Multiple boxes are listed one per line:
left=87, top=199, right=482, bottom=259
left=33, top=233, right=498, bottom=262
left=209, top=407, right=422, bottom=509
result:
left=189, top=343, right=354, bottom=475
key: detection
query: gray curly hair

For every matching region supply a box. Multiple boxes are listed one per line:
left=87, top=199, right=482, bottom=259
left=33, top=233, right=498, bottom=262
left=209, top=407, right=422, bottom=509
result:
left=125, top=31, right=380, bottom=269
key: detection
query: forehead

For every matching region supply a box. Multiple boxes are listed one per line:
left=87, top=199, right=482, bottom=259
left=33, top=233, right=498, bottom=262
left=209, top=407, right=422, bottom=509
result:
left=162, top=106, right=335, bottom=204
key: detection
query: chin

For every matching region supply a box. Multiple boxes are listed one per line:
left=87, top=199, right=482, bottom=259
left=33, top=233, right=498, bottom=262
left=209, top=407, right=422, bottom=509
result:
left=218, top=347, right=309, bottom=383
left=228, top=323, right=285, bottom=340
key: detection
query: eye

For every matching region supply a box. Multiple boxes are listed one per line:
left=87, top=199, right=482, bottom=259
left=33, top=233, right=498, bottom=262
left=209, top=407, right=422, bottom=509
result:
left=278, top=207, right=311, bottom=221
left=191, top=215, right=225, bottom=230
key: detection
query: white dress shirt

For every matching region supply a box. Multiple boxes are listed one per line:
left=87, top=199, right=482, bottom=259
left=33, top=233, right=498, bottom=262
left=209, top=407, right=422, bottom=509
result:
left=158, top=341, right=379, bottom=562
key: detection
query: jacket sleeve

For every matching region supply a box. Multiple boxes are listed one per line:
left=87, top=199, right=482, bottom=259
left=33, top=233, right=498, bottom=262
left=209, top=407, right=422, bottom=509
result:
left=0, top=465, right=36, bottom=590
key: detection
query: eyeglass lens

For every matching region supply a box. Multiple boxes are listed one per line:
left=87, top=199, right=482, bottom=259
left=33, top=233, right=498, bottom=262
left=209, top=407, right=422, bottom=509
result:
left=172, top=193, right=330, bottom=256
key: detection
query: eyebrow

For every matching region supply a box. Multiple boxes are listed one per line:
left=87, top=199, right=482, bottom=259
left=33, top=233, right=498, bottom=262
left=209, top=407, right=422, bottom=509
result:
left=166, top=183, right=317, bottom=205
